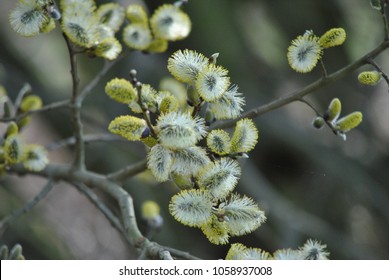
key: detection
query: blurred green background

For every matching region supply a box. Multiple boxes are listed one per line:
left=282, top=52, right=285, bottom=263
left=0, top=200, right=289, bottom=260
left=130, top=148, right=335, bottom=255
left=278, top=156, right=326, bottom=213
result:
left=1, top=0, right=389, bottom=259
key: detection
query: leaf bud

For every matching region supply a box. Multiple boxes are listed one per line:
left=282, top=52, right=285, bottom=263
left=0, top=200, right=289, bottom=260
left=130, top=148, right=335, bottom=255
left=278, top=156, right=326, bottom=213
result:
left=324, top=98, right=341, bottom=123
left=319, top=28, right=346, bottom=49
left=358, top=71, right=382, bottom=86
left=20, top=95, right=43, bottom=112
left=313, top=116, right=325, bottom=129
left=335, top=111, right=363, bottom=132
left=6, top=122, right=19, bottom=136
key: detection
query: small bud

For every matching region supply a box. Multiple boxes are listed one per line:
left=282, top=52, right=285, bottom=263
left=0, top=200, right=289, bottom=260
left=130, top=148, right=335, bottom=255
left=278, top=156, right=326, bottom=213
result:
left=186, top=84, right=201, bottom=106
left=126, top=4, right=148, bottom=25
left=105, top=78, right=137, bottom=104
left=159, top=95, right=179, bottom=114
left=313, top=116, right=325, bottom=129
left=324, top=98, right=342, bottom=123
left=204, top=108, right=215, bottom=125
left=171, top=173, right=194, bottom=189
left=20, top=95, right=43, bottom=112
left=319, top=28, right=346, bottom=49
left=358, top=71, right=382, bottom=86
left=146, top=38, right=168, bottom=53
left=108, top=115, right=147, bottom=141
left=141, top=127, right=151, bottom=139
left=140, top=135, right=158, bottom=148
left=4, top=134, right=25, bottom=164
left=17, top=116, right=32, bottom=130
left=6, top=122, right=19, bottom=136
left=141, top=200, right=163, bottom=230
left=49, top=8, right=61, bottom=21
left=209, top=53, right=220, bottom=64
left=335, top=111, right=363, bottom=132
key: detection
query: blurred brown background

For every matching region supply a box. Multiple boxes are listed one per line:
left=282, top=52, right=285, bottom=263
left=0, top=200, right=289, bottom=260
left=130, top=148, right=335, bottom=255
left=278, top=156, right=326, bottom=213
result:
left=1, top=0, right=389, bottom=259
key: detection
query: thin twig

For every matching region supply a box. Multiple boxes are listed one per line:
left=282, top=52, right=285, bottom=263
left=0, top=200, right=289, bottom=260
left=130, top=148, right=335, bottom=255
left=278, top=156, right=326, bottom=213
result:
left=297, top=98, right=321, bottom=116
left=0, top=100, right=71, bottom=123
left=79, top=51, right=127, bottom=100
left=107, top=159, right=148, bottom=183
left=0, top=180, right=55, bottom=234
left=71, top=182, right=130, bottom=239
left=46, top=133, right=127, bottom=150
left=136, top=83, right=157, bottom=138
left=367, top=59, right=389, bottom=85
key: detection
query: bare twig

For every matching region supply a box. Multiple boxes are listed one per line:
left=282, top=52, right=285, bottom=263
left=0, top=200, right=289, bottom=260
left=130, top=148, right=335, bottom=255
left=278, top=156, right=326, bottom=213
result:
left=107, top=159, right=148, bottom=183
left=79, top=51, right=127, bottom=100
left=0, top=99, right=71, bottom=123
left=367, top=59, right=389, bottom=85
left=71, top=182, right=128, bottom=238
left=46, top=133, right=127, bottom=150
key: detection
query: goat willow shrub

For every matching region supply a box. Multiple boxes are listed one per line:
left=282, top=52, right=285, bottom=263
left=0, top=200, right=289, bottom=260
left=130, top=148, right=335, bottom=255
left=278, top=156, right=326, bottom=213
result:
left=6, top=0, right=340, bottom=258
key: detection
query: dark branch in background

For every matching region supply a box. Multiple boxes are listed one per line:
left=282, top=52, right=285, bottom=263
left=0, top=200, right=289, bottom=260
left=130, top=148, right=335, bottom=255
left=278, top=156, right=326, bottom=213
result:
left=0, top=180, right=54, bottom=235
left=71, top=182, right=130, bottom=242
left=367, top=59, right=389, bottom=86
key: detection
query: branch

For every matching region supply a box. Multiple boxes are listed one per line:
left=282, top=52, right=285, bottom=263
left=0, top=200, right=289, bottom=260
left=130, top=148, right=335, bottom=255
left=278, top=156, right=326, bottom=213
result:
left=0, top=180, right=55, bottom=235
left=46, top=133, right=127, bottom=150
left=8, top=163, right=202, bottom=259
left=211, top=40, right=389, bottom=130
left=0, top=100, right=71, bottom=123
left=63, top=34, right=85, bottom=170
left=79, top=51, right=127, bottom=100
left=106, top=159, right=148, bottom=183
left=71, top=182, right=130, bottom=241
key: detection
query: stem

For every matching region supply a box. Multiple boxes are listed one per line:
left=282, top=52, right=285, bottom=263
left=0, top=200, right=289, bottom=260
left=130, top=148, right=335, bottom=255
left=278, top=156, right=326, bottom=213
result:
left=380, top=0, right=389, bottom=41
left=136, top=83, right=157, bottom=138
left=64, top=34, right=85, bottom=170
left=367, top=59, right=389, bottom=86
left=0, top=180, right=54, bottom=234
left=319, top=59, right=328, bottom=78
left=13, top=83, right=32, bottom=117
left=46, top=133, right=126, bottom=150
left=211, top=40, right=389, bottom=130
left=0, top=100, right=71, bottom=123
left=79, top=51, right=127, bottom=100
left=107, top=159, right=148, bottom=183
left=72, top=182, right=130, bottom=242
